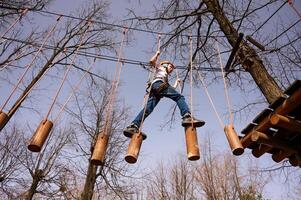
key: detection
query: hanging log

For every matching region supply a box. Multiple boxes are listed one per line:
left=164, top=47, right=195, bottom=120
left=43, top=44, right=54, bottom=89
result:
left=125, top=133, right=144, bottom=164
left=91, top=132, right=109, bottom=165
left=270, top=114, right=301, bottom=134
left=224, top=124, right=244, bottom=155
left=0, top=111, right=9, bottom=131
left=185, top=126, right=200, bottom=161
left=28, top=119, right=53, bottom=152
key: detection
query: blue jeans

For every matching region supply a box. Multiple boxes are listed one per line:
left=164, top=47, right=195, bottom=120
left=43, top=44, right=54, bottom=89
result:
left=132, top=80, right=190, bottom=127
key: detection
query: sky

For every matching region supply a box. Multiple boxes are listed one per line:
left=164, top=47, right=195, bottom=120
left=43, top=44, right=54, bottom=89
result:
left=0, top=0, right=300, bottom=199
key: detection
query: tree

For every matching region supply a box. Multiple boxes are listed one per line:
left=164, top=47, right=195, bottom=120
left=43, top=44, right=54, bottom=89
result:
left=127, top=0, right=300, bottom=104
left=68, top=77, right=136, bottom=200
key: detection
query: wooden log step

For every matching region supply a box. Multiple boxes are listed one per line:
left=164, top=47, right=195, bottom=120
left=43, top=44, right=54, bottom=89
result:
left=270, top=114, right=301, bottom=134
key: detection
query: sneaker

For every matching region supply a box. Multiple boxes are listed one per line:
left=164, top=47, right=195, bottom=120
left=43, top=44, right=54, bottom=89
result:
left=123, top=123, right=139, bottom=138
left=181, top=113, right=205, bottom=127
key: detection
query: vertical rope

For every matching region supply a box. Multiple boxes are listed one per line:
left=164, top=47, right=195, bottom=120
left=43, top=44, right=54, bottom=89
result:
left=196, top=70, right=224, bottom=129
left=215, top=40, right=234, bottom=125
left=1, top=16, right=62, bottom=112
left=0, top=9, right=28, bottom=43
left=53, top=58, right=96, bottom=124
left=138, top=34, right=161, bottom=134
left=288, top=0, right=301, bottom=20
left=44, top=20, right=91, bottom=120
left=103, top=28, right=128, bottom=136
left=189, top=35, right=194, bottom=127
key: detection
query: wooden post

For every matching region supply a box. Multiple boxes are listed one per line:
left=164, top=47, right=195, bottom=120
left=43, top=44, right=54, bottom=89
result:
left=0, top=111, right=9, bottom=131
left=224, top=124, right=244, bottom=156
left=91, top=132, right=109, bottom=165
left=125, top=133, right=144, bottom=164
left=270, top=114, right=301, bottom=134
left=250, top=131, right=299, bottom=154
left=272, top=150, right=292, bottom=163
left=185, top=126, right=200, bottom=161
left=28, top=119, right=53, bottom=152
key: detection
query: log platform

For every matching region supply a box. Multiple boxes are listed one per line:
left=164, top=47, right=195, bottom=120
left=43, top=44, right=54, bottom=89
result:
left=239, top=80, right=301, bottom=167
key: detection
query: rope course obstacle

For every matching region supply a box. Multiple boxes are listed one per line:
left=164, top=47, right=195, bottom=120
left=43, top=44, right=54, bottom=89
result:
left=239, top=80, right=301, bottom=167
left=28, top=20, right=92, bottom=152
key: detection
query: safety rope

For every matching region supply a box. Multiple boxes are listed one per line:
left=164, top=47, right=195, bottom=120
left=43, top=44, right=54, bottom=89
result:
left=53, top=58, right=96, bottom=124
left=0, top=9, right=28, bottom=43
left=196, top=70, right=224, bottom=129
left=103, top=28, right=128, bottom=136
left=288, top=0, right=301, bottom=20
left=138, top=34, right=161, bottom=135
left=0, top=15, right=62, bottom=112
left=44, top=20, right=91, bottom=120
left=215, top=40, right=234, bottom=125
left=189, top=35, right=194, bottom=128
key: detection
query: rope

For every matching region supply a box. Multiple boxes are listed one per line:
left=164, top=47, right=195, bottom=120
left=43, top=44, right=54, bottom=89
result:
left=103, top=28, right=128, bottom=136
left=0, top=2, right=224, bottom=39
left=196, top=71, right=224, bottom=129
left=288, top=0, right=301, bottom=20
left=189, top=35, right=194, bottom=128
left=215, top=40, right=234, bottom=125
left=53, top=58, right=96, bottom=124
left=0, top=16, right=62, bottom=112
left=250, top=1, right=287, bottom=37
left=138, top=34, right=161, bottom=135
left=0, top=8, right=28, bottom=43
left=44, top=20, right=91, bottom=120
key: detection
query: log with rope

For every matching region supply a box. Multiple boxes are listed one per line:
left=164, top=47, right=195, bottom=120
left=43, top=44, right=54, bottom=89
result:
left=0, top=15, right=62, bottom=132
left=28, top=20, right=92, bottom=152
left=91, top=27, right=128, bottom=165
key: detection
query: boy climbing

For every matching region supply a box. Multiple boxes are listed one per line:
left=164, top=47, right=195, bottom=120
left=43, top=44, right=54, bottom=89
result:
left=124, top=50, right=205, bottom=137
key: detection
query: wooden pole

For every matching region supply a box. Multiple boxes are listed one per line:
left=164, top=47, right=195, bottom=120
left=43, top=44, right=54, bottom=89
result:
left=125, top=133, right=143, bottom=164
left=270, top=114, right=301, bottom=134
left=28, top=119, right=53, bottom=152
left=185, top=126, right=200, bottom=161
left=0, top=111, right=9, bottom=131
left=224, top=124, right=244, bottom=155
left=250, top=131, right=299, bottom=154
left=91, top=132, right=109, bottom=165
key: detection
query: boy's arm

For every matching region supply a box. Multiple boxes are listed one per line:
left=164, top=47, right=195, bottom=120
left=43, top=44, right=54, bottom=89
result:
left=149, top=51, right=160, bottom=67
left=173, top=78, right=182, bottom=89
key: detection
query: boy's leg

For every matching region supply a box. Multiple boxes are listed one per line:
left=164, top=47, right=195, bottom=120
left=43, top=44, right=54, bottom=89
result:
left=162, top=85, right=205, bottom=127
left=124, top=95, right=160, bottom=135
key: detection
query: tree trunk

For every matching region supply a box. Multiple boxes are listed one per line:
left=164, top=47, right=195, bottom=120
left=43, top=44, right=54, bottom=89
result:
left=25, top=170, right=43, bottom=200
left=80, top=162, right=98, bottom=200
left=203, top=0, right=283, bottom=104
